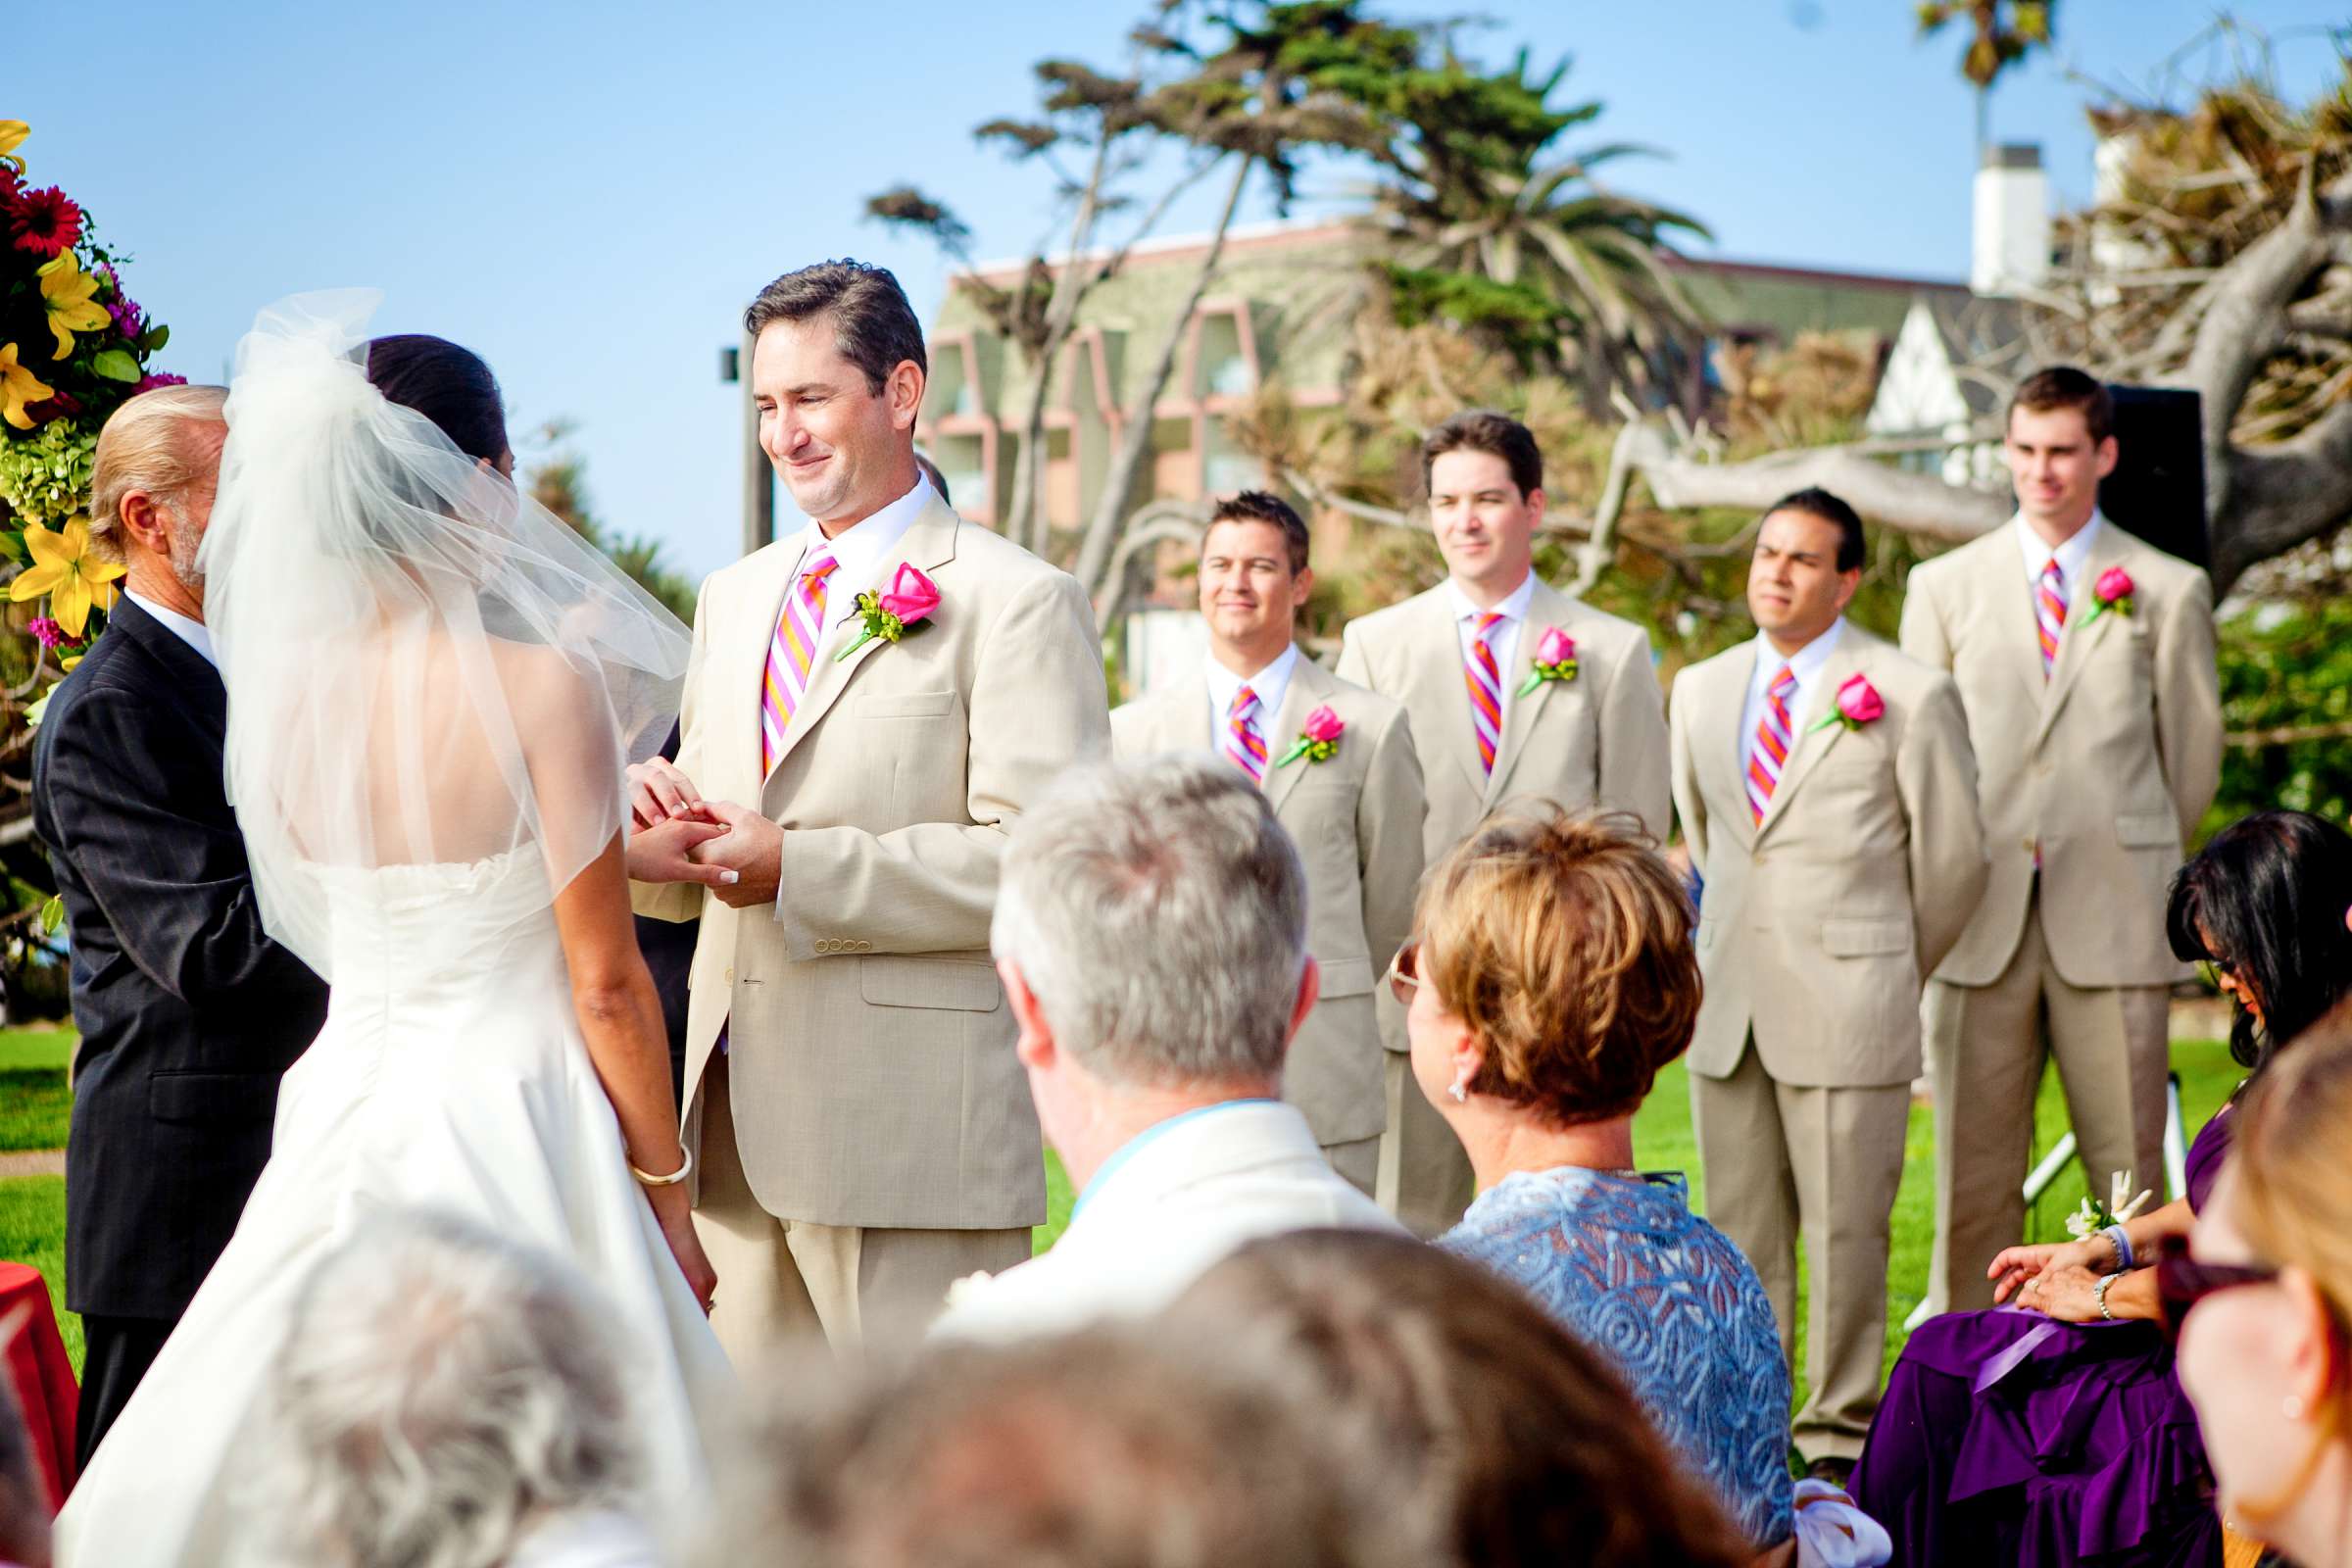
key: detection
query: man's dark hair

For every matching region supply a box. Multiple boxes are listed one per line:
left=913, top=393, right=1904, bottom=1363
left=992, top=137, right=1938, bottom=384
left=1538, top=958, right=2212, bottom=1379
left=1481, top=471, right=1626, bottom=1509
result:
left=1763, top=486, right=1867, bottom=573
left=744, top=261, right=928, bottom=397
left=1207, top=489, right=1311, bottom=575
left=1421, top=410, right=1544, bottom=500
left=2007, top=366, right=2115, bottom=447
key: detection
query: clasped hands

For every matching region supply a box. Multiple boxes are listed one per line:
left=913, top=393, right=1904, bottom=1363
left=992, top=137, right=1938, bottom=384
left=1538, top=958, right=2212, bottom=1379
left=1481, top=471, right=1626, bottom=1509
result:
left=1987, top=1237, right=2135, bottom=1323
left=624, top=759, right=781, bottom=908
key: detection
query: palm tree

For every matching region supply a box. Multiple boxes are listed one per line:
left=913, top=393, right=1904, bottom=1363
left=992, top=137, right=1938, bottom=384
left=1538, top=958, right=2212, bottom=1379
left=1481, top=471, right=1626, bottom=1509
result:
left=1343, top=47, right=1711, bottom=413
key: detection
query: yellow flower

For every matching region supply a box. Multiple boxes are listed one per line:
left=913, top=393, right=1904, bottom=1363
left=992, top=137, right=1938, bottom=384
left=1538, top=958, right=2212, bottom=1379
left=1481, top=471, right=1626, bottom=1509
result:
left=10, top=516, right=126, bottom=639
left=0, top=120, right=25, bottom=172
left=37, top=255, right=110, bottom=361
left=0, top=342, right=55, bottom=431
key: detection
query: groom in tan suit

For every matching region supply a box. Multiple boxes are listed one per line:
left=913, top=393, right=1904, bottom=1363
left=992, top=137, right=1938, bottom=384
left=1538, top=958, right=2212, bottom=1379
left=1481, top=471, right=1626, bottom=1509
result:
left=1336, top=411, right=1669, bottom=1234
left=1900, top=368, right=2221, bottom=1313
left=627, top=262, right=1110, bottom=1354
left=1110, top=492, right=1425, bottom=1193
left=1672, top=487, right=1985, bottom=1480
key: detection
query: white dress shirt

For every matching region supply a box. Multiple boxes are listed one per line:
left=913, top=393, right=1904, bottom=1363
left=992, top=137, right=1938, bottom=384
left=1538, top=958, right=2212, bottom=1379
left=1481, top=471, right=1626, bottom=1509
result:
left=2013, top=510, right=2105, bottom=600
left=1445, top=569, right=1537, bottom=725
left=930, top=1099, right=1399, bottom=1345
left=1736, top=615, right=1846, bottom=763
left=124, top=590, right=216, bottom=667
left=783, top=474, right=935, bottom=643
left=1202, top=642, right=1299, bottom=738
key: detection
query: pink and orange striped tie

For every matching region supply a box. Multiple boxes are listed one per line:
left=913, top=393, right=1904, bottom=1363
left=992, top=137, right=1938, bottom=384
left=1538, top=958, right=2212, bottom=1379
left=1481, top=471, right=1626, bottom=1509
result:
left=760, top=552, right=838, bottom=774
left=1745, top=662, right=1797, bottom=824
left=2036, top=558, right=2067, bottom=679
left=1465, top=612, right=1505, bottom=776
left=1226, top=685, right=1268, bottom=784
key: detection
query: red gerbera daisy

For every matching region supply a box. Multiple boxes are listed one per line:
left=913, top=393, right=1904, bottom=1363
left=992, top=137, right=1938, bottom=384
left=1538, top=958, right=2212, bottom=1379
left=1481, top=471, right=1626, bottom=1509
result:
left=8, top=186, right=83, bottom=259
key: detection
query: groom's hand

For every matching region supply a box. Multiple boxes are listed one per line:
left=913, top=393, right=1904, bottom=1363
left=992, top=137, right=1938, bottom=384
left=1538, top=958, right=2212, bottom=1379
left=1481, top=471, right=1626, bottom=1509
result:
left=690, top=802, right=784, bottom=908
left=626, top=814, right=737, bottom=889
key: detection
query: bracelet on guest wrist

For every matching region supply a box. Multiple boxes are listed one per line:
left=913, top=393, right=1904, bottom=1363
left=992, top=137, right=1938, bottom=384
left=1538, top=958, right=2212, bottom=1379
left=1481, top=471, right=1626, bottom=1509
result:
left=2095, top=1271, right=2122, bottom=1320
left=2101, top=1224, right=2133, bottom=1271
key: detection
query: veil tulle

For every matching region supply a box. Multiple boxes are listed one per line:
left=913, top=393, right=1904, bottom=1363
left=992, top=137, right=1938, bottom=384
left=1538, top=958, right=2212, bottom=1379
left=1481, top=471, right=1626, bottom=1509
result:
left=202, top=290, right=689, bottom=980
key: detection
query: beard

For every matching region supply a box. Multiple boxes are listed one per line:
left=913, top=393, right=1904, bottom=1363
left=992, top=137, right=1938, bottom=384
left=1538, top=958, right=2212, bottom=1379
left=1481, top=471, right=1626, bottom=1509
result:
left=166, top=515, right=206, bottom=592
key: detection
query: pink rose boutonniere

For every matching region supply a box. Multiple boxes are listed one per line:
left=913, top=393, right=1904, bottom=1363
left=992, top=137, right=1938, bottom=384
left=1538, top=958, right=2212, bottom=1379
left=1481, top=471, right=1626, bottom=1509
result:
left=1275, top=704, right=1347, bottom=767
left=835, top=564, right=941, bottom=661
left=1515, top=626, right=1578, bottom=697
left=1809, top=672, right=1886, bottom=733
left=2077, top=565, right=2135, bottom=627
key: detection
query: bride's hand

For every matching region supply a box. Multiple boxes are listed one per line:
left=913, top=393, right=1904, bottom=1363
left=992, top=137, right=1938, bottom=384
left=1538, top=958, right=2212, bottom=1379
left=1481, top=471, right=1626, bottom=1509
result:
left=645, top=1184, right=718, bottom=1312
left=626, top=814, right=737, bottom=889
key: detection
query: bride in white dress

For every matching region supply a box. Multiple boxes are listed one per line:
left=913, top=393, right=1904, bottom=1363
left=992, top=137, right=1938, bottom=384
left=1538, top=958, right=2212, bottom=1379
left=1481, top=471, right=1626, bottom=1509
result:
left=57, top=293, right=736, bottom=1566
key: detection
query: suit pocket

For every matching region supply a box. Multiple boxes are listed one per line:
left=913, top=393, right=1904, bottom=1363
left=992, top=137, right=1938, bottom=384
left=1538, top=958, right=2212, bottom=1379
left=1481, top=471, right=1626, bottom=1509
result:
left=148, top=1069, right=280, bottom=1125
left=856, top=691, right=957, bottom=719
left=858, top=956, right=1001, bottom=1012
left=1316, top=956, right=1374, bottom=999
left=2115, top=811, right=2178, bottom=850
left=1822, top=917, right=1911, bottom=957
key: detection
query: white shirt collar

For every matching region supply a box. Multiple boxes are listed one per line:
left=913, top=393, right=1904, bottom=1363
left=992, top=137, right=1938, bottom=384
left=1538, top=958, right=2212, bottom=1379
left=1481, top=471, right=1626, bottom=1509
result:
left=1444, top=568, right=1536, bottom=628
left=2014, top=510, right=2105, bottom=590
left=790, top=474, right=934, bottom=600
left=1202, top=642, right=1300, bottom=728
left=125, top=589, right=216, bottom=667
left=1746, top=615, right=1845, bottom=692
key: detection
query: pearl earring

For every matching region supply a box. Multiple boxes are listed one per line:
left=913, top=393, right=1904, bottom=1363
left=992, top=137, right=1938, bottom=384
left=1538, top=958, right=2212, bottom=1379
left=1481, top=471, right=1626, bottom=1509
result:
left=1448, top=1074, right=1470, bottom=1103
left=2284, top=1394, right=2308, bottom=1421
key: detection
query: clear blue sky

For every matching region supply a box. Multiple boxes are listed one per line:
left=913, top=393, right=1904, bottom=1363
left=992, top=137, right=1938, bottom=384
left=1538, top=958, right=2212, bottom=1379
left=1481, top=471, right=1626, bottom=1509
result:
left=15, top=2, right=2348, bottom=579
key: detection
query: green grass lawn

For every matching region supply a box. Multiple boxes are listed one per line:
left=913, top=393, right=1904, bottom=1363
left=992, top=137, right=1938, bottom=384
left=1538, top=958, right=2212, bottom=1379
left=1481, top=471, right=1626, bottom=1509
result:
left=0, top=1032, right=2243, bottom=1384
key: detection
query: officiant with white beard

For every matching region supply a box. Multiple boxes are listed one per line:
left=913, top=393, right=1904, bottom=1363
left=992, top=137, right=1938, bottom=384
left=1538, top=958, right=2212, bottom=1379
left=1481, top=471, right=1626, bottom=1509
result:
left=627, top=261, right=1109, bottom=1354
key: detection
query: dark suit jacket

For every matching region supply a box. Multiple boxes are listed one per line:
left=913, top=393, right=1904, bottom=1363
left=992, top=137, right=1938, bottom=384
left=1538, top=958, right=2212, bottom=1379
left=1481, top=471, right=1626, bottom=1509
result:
left=32, top=598, right=328, bottom=1321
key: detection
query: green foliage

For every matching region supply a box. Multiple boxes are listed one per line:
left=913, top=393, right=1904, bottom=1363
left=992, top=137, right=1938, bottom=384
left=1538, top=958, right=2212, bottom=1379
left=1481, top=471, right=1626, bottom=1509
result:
left=2204, top=597, right=2352, bottom=840
left=1917, top=1, right=2057, bottom=90
left=1378, top=263, right=1561, bottom=368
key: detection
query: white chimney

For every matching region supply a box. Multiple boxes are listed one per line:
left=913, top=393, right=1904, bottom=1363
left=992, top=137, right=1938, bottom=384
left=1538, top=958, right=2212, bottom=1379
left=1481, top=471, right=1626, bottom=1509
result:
left=1972, top=142, right=2051, bottom=297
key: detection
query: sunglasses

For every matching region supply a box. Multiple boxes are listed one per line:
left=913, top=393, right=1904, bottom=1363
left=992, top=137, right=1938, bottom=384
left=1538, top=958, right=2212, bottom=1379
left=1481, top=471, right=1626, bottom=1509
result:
left=1384, top=939, right=1422, bottom=1007
left=2155, top=1232, right=2278, bottom=1348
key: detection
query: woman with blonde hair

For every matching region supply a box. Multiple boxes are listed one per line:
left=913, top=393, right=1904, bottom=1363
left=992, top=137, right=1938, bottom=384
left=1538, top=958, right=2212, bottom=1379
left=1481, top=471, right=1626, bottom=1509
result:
left=2172, top=1000, right=2352, bottom=1567
left=1403, top=806, right=1883, bottom=1563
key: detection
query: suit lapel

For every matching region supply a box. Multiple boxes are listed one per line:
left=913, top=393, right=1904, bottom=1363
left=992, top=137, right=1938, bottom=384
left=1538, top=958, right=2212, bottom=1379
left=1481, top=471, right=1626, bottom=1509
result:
left=1755, top=633, right=1863, bottom=841
left=1982, top=534, right=2049, bottom=720
left=763, top=497, right=961, bottom=781
left=1167, top=670, right=1216, bottom=756
left=1707, top=643, right=1761, bottom=853
left=1261, top=651, right=1330, bottom=815
left=1408, top=589, right=1488, bottom=800
left=2034, top=525, right=2128, bottom=749
left=1485, top=580, right=1567, bottom=808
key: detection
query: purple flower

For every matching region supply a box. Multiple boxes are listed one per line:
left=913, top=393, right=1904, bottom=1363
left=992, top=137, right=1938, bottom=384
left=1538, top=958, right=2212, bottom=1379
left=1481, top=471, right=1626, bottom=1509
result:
left=132, top=371, right=186, bottom=394
left=27, top=617, right=64, bottom=650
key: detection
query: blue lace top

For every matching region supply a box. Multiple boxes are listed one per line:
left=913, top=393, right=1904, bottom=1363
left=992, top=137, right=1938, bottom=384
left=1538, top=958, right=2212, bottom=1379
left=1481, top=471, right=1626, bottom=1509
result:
left=1441, top=1166, right=1795, bottom=1546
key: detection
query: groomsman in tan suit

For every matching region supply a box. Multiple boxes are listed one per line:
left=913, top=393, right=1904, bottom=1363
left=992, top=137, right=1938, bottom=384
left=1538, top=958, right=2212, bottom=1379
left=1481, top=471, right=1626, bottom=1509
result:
left=1336, top=411, right=1669, bottom=1234
left=627, top=262, right=1110, bottom=1355
left=1672, top=487, right=1985, bottom=1481
left=1111, top=492, right=1426, bottom=1193
left=1900, top=368, right=2221, bottom=1314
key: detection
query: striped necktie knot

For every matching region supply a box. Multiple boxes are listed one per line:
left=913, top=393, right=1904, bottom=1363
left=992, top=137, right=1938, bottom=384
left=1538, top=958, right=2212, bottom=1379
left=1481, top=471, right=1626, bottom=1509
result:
left=1465, top=612, right=1507, bottom=776
left=2036, top=558, right=2067, bottom=679
left=1745, top=662, right=1798, bottom=824
left=760, top=550, right=839, bottom=774
left=1225, top=685, right=1268, bottom=784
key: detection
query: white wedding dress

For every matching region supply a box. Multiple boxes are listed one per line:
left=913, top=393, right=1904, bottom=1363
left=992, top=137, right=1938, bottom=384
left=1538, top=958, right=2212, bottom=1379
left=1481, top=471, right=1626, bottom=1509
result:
left=55, top=294, right=732, bottom=1566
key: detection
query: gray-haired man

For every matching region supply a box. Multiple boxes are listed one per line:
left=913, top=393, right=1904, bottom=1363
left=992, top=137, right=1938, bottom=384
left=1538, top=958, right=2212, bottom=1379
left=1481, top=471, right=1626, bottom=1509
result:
left=932, top=754, right=1401, bottom=1343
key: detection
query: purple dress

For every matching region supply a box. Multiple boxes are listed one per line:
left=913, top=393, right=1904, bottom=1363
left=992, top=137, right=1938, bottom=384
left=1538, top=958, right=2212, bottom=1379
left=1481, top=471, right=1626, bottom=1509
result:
left=1852, top=1108, right=2232, bottom=1567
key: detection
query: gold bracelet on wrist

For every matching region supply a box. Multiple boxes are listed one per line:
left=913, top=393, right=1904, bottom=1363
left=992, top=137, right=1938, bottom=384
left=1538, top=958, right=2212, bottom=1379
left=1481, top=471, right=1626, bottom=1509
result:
left=630, top=1148, right=693, bottom=1188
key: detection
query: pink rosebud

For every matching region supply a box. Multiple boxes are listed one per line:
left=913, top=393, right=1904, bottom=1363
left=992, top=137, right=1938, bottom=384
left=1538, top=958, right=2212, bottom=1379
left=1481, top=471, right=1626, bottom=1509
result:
left=878, top=563, right=941, bottom=626
left=1301, top=705, right=1346, bottom=744
left=2095, top=565, right=2133, bottom=605
left=1535, top=625, right=1575, bottom=666
left=1836, top=673, right=1885, bottom=726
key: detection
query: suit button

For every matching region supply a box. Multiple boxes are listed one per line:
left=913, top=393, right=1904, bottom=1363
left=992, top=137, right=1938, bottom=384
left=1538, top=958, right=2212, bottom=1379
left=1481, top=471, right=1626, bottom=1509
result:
left=814, top=940, right=833, bottom=955
left=2022, top=837, right=2037, bottom=856
left=1752, top=853, right=1768, bottom=867
left=725, top=965, right=735, bottom=983
left=855, top=940, right=872, bottom=953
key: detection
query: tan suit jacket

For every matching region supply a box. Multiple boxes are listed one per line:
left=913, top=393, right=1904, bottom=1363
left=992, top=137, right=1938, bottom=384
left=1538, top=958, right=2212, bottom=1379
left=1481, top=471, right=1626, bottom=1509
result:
left=1672, top=625, right=1987, bottom=1088
left=1898, top=521, right=2220, bottom=989
left=634, top=494, right=1110, bottom=1231
left=1111, top=653, right=1426, bottom=1145
left=1335, top=577, right=1670, bottom=861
